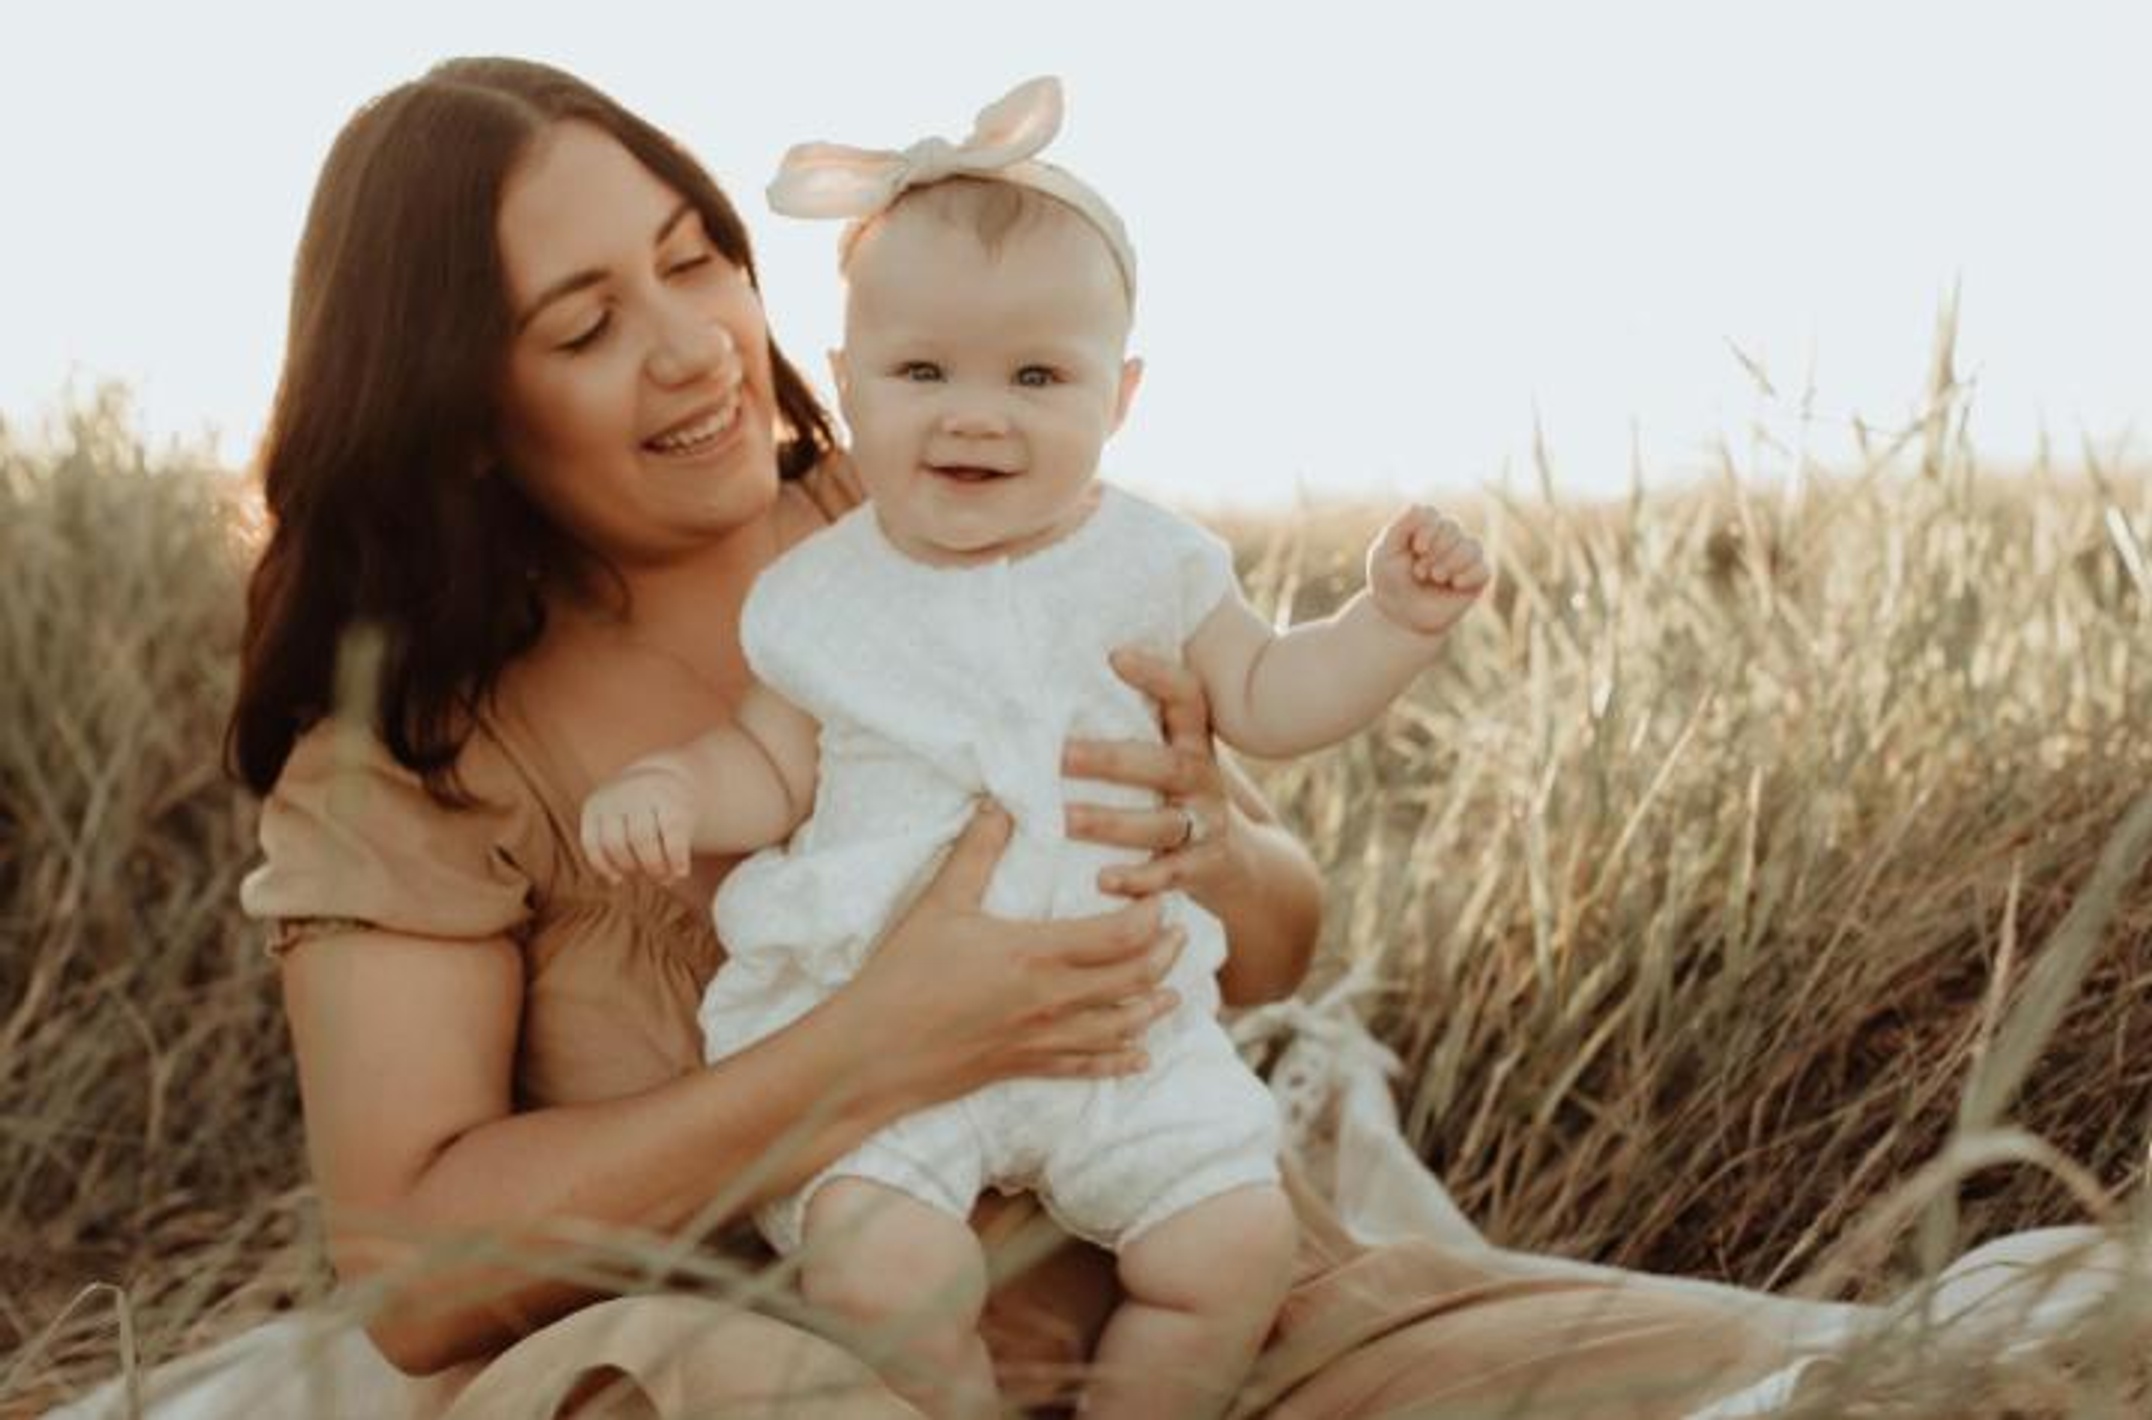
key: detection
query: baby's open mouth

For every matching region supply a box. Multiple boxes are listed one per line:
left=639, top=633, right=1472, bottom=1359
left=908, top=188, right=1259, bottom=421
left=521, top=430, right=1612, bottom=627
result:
left=928, top=464, right=1017, bottom=484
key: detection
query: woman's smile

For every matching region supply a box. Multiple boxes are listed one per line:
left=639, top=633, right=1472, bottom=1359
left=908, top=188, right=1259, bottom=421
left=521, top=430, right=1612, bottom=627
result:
left=643, top=386, right=746, bottom=461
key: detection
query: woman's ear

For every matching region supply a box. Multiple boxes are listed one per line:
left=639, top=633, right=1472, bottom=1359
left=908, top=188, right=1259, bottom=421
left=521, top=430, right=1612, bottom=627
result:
left=1110, top=356, right=1145, bottom=434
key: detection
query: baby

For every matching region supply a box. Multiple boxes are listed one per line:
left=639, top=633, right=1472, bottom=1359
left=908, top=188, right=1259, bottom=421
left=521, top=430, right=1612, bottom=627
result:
left=581, top=78, right=1490, bottom=1419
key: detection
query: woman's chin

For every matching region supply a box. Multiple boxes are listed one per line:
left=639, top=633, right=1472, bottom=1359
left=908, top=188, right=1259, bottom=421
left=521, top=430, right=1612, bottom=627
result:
left=604, top=463, right=782, bottom=566
left=677, top=433, right=784, bottom=530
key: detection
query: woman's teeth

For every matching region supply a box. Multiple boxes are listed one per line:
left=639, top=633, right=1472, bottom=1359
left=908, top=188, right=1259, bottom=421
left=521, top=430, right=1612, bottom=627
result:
left=647, top=398, right=740, bottom=454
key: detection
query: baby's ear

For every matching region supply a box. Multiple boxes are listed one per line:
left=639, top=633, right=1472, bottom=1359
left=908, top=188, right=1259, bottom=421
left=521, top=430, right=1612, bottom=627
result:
left=1110, top=356, right=1145, bottom=434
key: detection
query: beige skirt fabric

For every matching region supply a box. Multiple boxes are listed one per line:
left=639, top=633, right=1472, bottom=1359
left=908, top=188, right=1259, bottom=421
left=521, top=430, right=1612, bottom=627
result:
left=399, top=1182, right=2129, bottom=1420
left=411, top=1238, right=1789, bottom=1420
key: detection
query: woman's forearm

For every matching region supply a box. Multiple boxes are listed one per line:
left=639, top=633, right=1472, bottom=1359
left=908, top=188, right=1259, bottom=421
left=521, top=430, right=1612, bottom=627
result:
left=403, top=992, right=901, bottom=1225
left=321, top=979, right=911, bottom=1374
left=1194, top=766, right=1323, bottom=1006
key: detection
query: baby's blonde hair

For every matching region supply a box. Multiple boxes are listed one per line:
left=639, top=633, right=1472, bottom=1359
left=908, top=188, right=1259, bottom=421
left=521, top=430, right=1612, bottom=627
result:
left=841, top=177, right=1134, bottom=308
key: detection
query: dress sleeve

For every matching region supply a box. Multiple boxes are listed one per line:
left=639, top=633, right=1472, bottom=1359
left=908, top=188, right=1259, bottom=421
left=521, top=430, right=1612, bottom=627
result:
left=239, top=721, right=534, bottom=952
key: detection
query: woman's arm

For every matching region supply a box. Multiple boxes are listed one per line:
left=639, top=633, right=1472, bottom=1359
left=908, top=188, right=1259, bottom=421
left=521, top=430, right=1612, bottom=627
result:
left=286, top=806, right=1184, bottom=1375
left=284, top=926, right=896, bottom=1372
left=1205, top=757, right=1325, bottom=1005
left=1063, top=650, right=1323, bottom=1007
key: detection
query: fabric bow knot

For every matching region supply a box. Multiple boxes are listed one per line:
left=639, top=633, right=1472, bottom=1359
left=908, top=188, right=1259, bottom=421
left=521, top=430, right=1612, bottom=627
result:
left=767, top=75, right=1063, bottom=218
left=766, top=76, right=1137, bottom=298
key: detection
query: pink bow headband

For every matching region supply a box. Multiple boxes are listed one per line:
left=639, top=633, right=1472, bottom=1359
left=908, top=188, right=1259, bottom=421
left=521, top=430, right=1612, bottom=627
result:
left=765, top=76, right=1138, bottom=299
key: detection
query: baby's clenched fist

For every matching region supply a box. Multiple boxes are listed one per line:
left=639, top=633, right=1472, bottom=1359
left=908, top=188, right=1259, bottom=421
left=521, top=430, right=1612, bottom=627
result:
left=581, top=760, right=698, bottom=883
left=1366, top=505, right=1491, bottom=637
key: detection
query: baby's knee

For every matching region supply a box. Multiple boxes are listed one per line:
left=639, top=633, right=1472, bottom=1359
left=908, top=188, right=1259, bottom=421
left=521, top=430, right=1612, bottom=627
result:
left=800, top=1239, right=989, bottom=1325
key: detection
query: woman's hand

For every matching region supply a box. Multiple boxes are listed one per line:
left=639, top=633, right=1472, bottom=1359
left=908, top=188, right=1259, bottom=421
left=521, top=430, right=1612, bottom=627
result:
left=1065, top=646, right=1325, bottom=1005
left=842, top=801, right=1186, bottom=1107
left=1063, top=648, right=1245, bottom=902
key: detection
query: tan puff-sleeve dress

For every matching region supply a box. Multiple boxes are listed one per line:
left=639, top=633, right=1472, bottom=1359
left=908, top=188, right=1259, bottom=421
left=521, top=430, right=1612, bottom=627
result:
left=241, top=463, right=1805, bottom=1419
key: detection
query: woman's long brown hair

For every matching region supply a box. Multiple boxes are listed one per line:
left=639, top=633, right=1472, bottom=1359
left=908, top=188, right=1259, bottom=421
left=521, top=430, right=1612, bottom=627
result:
left=227, top=57, right=834, bottom=805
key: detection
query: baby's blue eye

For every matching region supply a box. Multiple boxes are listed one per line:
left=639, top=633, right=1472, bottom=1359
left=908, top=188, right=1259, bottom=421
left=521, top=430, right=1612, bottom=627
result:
left=1014, top=366, right=1058, bottom=388
left=899, top=362, right=944, bottom=382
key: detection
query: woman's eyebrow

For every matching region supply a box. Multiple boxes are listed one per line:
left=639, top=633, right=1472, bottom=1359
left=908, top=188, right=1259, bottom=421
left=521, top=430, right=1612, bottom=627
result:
left=515, top=202, right=698, bottom=333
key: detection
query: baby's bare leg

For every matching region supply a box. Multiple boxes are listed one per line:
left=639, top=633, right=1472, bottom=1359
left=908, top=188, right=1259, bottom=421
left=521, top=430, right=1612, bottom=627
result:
left=1084, top=1183, right=1298, bottom=1419
left=799, top=1178, right=999, bottom=1420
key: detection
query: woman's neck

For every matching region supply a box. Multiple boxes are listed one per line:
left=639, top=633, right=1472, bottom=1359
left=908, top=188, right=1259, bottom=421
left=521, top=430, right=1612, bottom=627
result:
left=555, top=500, right=787, bottom=688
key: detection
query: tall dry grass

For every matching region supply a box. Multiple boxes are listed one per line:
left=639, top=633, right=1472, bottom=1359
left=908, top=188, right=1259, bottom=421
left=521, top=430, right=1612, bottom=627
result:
left=1217, top=393, right=2152, bottom=1293
left=3, top=369, right=2149, bottom=1414
left=0, top=393, right=320, bottom=1407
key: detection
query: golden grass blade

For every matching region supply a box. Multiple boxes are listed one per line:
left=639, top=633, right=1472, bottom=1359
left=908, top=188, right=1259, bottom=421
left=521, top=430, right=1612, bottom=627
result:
left=1957, top=792, right=2152, bottom=1137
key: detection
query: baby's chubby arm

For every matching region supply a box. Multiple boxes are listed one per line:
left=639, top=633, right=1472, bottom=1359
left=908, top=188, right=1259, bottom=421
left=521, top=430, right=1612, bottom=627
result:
left=1187, top=506, right=1490, bottom=759
left=579, top=684, right=820, bottom=882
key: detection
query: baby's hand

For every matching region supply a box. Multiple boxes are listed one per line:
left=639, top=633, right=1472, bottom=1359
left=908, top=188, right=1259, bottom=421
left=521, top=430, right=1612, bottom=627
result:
left=580, top=760, right=697, bottom=884
left=1366, top=505, right=1491, bottom=637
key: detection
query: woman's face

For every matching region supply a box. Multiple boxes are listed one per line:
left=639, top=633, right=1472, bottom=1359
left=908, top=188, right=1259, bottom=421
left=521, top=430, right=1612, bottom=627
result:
left=496, top=120, right=780, bottom=567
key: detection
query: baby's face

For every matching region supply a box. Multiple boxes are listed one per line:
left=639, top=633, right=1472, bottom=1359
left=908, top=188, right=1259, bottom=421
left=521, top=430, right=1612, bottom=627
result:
left=835, top=206, right=1138, bottom=566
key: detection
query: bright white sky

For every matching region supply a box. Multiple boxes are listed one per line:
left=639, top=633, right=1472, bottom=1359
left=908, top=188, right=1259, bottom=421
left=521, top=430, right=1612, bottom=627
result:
left=5, top=0, right=2146, bottom=509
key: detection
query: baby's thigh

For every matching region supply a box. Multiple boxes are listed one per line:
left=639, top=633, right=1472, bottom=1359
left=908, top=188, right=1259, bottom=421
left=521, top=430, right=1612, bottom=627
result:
left=802, top=1177, right=991, bottom=1324
left=1119, top=1180, right=1299, bottom=1312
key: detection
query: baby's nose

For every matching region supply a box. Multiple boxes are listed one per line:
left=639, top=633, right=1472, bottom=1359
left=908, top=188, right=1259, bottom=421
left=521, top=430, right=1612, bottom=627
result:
left=940, top=403, right=1011, bottom=437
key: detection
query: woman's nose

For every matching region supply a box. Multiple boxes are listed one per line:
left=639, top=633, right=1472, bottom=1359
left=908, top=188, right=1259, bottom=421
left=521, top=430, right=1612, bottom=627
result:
left=647, top=306, right=737, bottom=388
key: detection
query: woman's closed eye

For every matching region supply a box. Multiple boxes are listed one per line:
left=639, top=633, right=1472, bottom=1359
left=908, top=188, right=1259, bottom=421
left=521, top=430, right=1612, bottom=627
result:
left=556, top=262, right=725, bottom=355
left=559, top=311, right=611, bottom=354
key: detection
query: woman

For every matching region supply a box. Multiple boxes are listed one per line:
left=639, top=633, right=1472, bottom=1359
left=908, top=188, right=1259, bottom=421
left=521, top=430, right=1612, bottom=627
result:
left=207, top=57, right=2109, bottom=1420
